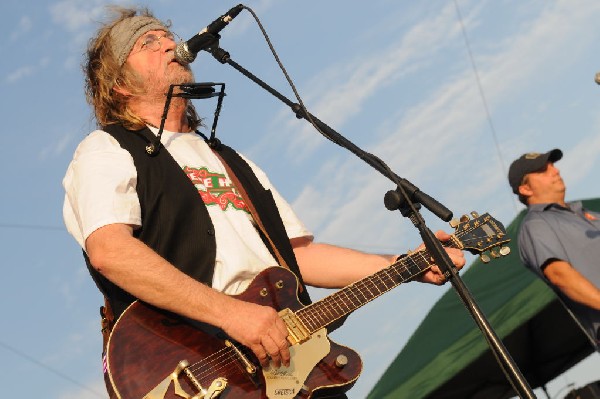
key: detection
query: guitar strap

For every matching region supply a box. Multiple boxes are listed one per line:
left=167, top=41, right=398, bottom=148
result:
left=100, top=297, right=118, bottom=399
left=100, top=298, right=114, bottom=350
left=211, top=146, right=310, bottom=300
left=214, top=151, right=290, bottom=268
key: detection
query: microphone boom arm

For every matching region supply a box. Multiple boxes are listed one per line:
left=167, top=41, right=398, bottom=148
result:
left=210, top=46, right=452, bottom=222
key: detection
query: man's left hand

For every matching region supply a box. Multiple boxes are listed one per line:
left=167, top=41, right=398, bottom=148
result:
left=417, top=230, right=465, bottom=285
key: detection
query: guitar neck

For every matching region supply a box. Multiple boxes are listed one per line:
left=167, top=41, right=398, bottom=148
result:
left=296, top=238, right=460, bottom=334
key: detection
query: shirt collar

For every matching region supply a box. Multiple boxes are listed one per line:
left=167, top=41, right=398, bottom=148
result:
left=528, top=201, right=582, bottom=213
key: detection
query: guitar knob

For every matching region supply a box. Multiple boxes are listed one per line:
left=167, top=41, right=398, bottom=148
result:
left=470, top=211, right=480, bottom=218
left=449, top=219, right=460, bottom=228
left=335, top=354, right=348, bottom=368
left=460, top=214, right=470, bottom=223
left=499, top=246, right=511, bottom=256
left=480, top=254, right=491, bottom=264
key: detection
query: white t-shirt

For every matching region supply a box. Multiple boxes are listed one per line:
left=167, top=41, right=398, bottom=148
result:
left=63, top=127, right=312, bottom=294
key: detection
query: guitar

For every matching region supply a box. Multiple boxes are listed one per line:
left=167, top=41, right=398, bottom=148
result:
left=106, top=212, right=510, bottom=399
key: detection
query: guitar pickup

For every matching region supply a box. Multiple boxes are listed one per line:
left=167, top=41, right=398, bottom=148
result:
left=279, top=308, right=310, bottom=345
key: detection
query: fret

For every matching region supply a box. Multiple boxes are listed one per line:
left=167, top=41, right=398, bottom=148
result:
left=357, top=278, right=377, bottom=299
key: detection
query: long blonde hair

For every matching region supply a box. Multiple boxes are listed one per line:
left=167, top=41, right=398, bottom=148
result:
left=83, top=6, right=200, bottom=131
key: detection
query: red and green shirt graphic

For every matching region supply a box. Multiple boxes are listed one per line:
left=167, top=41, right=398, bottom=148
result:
left=184, top=166, right=250, bottom=213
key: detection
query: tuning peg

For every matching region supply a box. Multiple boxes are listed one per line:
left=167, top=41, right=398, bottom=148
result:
left=499, top=246, right=511, bottom=256
left=480, top=254, right=491, bottom=263
left=490, top=249, right=500, bottom=258
left=449, top=219, right=460, bottom=228
left=470, top=211, right=480, bottom=218
left=460, top=214, right=470, bottom=223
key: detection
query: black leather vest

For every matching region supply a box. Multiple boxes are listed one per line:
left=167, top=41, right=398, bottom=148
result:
left=84, top=125, right=310, bottom=319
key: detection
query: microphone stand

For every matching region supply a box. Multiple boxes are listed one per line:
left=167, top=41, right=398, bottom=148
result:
left=207, top=44, right=536, bottom=399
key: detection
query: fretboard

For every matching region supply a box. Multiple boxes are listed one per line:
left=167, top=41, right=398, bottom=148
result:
left=296, top=239, right=459, bottom=334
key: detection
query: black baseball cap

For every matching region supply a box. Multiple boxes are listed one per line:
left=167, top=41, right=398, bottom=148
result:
left=508, top=149, right=563, bottom=194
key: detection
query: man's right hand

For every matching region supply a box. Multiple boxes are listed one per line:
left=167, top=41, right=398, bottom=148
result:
left=220, top=299, right=291, bottom=368
left=86, top=225, right=292, bottom=368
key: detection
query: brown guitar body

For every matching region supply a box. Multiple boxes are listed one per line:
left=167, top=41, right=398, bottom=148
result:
left=106, top=267, right=362, bottom=399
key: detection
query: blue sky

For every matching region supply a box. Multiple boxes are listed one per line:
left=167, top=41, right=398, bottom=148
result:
left=1, top=0, right=599, bottom=398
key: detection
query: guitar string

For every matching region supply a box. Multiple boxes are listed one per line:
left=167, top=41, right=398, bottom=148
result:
left=186, top=345, right=237, bottom=373
left=187, top=349, right=236, bottom=375
left=187, top=348, right=247, bottom=384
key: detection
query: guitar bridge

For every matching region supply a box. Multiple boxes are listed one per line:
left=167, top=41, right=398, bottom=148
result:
left=225, top=340, right=257, bottom=375
left=279, top=308, right=310, bottom=345
left=143, top=360, right=227, bottom=399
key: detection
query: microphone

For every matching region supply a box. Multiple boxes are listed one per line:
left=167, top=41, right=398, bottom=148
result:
left=175, top=4, right=244, bottom=65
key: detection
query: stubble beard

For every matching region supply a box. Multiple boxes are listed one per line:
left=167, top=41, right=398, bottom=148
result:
left=143, top=62, right=195, bottom=103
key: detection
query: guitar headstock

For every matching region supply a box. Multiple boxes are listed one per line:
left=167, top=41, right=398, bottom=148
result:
left=450, top=211, right=511, bottom=263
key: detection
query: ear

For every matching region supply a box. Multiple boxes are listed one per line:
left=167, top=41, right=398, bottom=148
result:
left=113, top=79, right=132, bottom=97
left=518, top=182, right=533, bottom=198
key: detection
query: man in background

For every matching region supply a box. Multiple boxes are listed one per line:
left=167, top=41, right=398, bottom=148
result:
left=509, top=148, right=600, bottom=349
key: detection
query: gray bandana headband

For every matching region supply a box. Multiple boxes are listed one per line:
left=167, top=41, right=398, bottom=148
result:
left=110, top=16, right=167, bottom=66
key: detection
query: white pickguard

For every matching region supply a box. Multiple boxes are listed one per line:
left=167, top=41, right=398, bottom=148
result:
left=262, top=328, right=330, bottom=399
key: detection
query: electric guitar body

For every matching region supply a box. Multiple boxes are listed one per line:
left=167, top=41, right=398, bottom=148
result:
left=107, top=267, right=361, bottom=399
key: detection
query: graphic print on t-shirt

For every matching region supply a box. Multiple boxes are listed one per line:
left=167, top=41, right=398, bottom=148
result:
left=184, top=166, right=249, bottom=212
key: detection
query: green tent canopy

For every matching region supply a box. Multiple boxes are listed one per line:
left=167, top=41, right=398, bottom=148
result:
left=368, top=198, right=600, bottom=399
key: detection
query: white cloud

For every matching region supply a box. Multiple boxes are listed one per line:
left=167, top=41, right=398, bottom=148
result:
left=6, top=65, right=35, bottom=84
left=43, top=318, right=100, bottom=358
left=5, top=57, right=51, bottom=85
left=289, top=0, right=600, bottom=248
left=561, top=131, right=600, bottom=195
left=57, top=265, right=91, bottom=308
left=229, top=0, right=277, bottom=34
left=10, top=16, right=33, bottom=42
left=249, top=1, right=463, bottom=163
left=49, top=0, right=108, bottom=33
left=40, top=130, right=76, bottom=160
